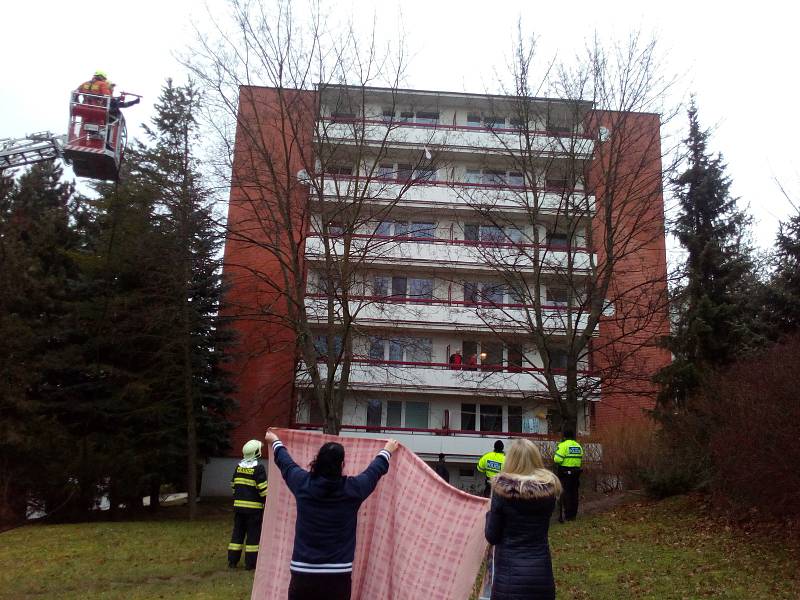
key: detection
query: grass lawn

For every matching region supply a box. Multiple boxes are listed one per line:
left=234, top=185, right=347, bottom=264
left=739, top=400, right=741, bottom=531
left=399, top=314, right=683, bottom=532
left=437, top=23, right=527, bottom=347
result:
left=1, top=496, right=797, bottom=599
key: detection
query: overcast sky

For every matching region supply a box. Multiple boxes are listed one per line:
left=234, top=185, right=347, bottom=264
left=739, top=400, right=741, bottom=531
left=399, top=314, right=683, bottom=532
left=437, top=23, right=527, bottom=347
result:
left=2, top=0, right=797, bottom=249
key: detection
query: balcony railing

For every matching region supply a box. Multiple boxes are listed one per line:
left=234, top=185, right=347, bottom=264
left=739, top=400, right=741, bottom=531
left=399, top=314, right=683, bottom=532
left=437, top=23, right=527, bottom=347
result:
left=304, top=234, right=595, bottom=272
left=304, top=294, right=598, bottom=335
left=297, top=358, right=598, bottom=396
left=318, top=118, right=595, bottom=157
left=313, top=175, right=596, bottom=214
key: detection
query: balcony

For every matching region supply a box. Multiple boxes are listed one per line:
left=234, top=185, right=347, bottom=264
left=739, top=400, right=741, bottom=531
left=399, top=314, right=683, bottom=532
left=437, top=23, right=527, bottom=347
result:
left=304, top=235, right=595, bottom=273
left=296, top=359, right=599, bottom=397
left=314, top=176, right=596, bottom=215
left=304, top=295, right=597, bottom=335
left=318, top=119, right=594, bottom=158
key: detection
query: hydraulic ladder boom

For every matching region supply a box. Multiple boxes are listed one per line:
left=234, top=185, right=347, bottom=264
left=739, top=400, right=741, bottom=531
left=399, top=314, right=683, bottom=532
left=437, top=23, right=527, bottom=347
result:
left=0, top=132, right=66, bottom=172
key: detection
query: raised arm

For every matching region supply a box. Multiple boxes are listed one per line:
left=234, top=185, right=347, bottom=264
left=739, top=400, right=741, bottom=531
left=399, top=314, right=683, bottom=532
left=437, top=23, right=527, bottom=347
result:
left=265, top=430, right=306, bottom=494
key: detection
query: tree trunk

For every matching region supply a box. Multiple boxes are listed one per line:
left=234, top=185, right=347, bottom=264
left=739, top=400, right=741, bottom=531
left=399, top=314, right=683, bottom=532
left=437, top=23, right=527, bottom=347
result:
left=184, top=339, right=198, bottom=520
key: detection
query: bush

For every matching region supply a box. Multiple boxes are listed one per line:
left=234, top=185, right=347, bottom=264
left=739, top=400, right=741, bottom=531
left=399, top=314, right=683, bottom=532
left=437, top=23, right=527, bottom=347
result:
left=701, top=334, right=800, bottom=518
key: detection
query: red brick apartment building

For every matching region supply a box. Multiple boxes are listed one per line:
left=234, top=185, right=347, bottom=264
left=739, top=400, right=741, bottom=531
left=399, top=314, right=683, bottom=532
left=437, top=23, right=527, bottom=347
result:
left=200, top=84, right=669, bottom=494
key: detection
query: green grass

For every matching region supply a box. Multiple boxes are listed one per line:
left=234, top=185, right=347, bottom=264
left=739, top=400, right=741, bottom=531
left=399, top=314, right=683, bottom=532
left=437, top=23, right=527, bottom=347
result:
left=1, top=496, right=797, bottom=599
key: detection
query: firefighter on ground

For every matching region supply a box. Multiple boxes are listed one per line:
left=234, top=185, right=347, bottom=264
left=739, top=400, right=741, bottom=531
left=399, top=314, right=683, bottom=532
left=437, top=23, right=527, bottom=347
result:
left=554, top=429, right=584, bottom=522
left=77, top=71, right=113, bottom=104
left=477, top=440, right=506, bottom=497
left=228, top=439, right=268, bottom=569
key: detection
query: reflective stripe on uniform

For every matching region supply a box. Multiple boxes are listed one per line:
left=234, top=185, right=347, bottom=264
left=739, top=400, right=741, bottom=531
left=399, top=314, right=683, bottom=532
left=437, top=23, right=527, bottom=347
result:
left=233, top=499, right=264, bottom=509
left=233, top=477, right=257, bottom=486
left=256, top=481, right=268, bottom=490
left=245, top=545, right=260, bottom=552
left=228, top=543, right=244, bottom=550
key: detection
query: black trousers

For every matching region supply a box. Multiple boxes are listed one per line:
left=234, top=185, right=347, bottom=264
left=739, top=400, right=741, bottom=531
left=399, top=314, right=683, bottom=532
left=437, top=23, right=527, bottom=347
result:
left=228, top=510, right=263, bottom=568
left=288, top=571, right=352, bottom=600
left=558, top=467, right=581, bottom=520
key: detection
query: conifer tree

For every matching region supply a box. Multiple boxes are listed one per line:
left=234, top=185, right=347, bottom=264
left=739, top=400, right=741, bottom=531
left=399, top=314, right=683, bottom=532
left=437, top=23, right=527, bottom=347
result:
left=765, top=207, right=800, bottom=332
left=656, top=101, right=758, bottom=411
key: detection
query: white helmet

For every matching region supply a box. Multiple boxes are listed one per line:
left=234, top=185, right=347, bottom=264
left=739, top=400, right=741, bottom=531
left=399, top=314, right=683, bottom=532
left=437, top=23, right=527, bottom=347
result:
left=242, top=439, right=262, bottom=460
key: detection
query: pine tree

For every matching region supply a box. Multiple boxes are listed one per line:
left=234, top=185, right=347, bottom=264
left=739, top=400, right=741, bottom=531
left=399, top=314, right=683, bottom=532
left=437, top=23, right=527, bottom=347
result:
left=765, top=208, right=800, bottom=332
left=656, top=100, right=759, bottom=411
left=135, top=79, right=234, bottom=519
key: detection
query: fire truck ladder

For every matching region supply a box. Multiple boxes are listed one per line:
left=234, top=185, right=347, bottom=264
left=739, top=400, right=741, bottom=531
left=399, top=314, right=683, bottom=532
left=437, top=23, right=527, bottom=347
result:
left=0, top=132, right=66, bottom=172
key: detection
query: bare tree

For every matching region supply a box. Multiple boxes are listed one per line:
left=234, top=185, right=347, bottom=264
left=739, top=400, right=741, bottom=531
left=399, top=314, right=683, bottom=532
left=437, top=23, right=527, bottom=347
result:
left=449, top=31, right=678, bottom=434
left=183, top=0, right=446, bottom=434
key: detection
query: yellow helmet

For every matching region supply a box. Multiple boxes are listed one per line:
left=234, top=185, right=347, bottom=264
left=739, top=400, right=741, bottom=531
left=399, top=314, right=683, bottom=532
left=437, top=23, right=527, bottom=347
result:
left=242, top=440, right=262, bottom=460
left=94, top=70, right=108, bottom=80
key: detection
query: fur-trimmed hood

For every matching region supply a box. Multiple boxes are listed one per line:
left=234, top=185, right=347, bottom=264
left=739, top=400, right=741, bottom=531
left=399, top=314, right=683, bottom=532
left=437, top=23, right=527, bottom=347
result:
left=491, top=470, right=561, bottom=500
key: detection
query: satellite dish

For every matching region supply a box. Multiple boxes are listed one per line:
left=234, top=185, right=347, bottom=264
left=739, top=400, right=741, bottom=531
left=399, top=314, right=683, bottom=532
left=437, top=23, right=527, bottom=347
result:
left=598, top=126, right=610, bottom=142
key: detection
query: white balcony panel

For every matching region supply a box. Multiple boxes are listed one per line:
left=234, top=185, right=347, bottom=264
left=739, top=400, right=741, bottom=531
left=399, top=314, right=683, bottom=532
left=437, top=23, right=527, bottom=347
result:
left=297, top=362, right=598, bottom=397
left=316, top=178, right=596, bottom=215
left=304, top=297, right=595, bottom=335
left=319, top=121, right=594, bottom=157
left=305, top=236, right=594, bottom=272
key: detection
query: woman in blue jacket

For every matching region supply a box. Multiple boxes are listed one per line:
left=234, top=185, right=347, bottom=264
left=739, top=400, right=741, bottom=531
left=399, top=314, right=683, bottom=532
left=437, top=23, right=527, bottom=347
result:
left=485, top=438, right=562, bottom=600
left=264, top=430, right=399, bottom=600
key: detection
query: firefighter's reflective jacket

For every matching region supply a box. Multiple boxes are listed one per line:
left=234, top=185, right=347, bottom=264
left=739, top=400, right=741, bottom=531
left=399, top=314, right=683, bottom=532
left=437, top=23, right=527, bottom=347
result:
left=477, top=451, right=506, bottom=478
left=554, top=439, right=584, bottom=469
left=231, top=459, right=268, bottom=512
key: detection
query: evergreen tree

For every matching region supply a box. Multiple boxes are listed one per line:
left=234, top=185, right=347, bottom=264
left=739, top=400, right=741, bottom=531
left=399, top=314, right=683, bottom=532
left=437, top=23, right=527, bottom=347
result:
left=656, top=100, right=759, bottom=411
left=764, top=208, right=800, bottom=332
left=135, top=79, right=234, bottom=518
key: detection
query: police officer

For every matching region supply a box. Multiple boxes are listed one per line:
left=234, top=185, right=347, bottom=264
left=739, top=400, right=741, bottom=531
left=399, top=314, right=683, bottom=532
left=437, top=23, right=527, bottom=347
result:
left=477, top=440, right=506, bottom=497
left=554, top=429, right=584, bottom=522
left=228, top=439, right=268, bottom=569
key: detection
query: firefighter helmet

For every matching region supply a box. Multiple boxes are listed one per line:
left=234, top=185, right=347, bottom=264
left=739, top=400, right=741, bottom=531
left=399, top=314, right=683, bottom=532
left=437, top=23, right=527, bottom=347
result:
left=94, top=70, right=108, bottom=80
left=242, top=439, right=262, bottom=460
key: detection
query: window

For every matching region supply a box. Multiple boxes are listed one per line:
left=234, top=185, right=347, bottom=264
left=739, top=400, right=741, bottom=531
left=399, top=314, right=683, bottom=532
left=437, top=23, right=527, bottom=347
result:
left=374, top=221, right=392, bottom=236
left=408, top=277, right=434, bottom=300
left=464, top=223, right=479, bottom=242
left=547, top=232, right=569, bottom=248
left=506, top=226, right=525, bottom=243
left=483, top=115, right=505, bottom=128
left=464, top=169, right=482, bottom=184
left=330, top=111, right=356, bottom=122
left=466, top=113, right=482, bottom=125
left=325, top=164, right=353, bottom=176
left=480, top=405, right=503, bottom=432
left=381, top=109, right=395, bottom=122
left=397, top=163, right=414, bottom=182
left=387, top=401, right=403, bottom=427
left=459, top=467, right=475, bottom=478
left=369, top=337, right=385, bottom=360
left=391, top=276, right=407, bottom=301
left=405, top=338, right=433, bottom=363
left=482, top=170, right=506, bottom=186
left=506, top=171, right=525, bottom=187
left=509, top=116, right=526, bottom=130
left=405, top=401, right=429, bottom=428
left=546, top=287, right=569, bottom=305
left=415, top=166, right=437, bottom=181
left=481, top=283, right=505, bottom=305
left=508, top=406, right=522, bottom=433
left=507, top=345, right=524, bottom=371
left=377, top=164, right=395, bottom=179
left=480, top=225, right=505, bottom=243
left=464, top=281, right=480, bottom=305
left=389, top=339, right=404, bottom=361
left=409, top=222, right=436, bottom=239
left=313, top=335, right=342, bottom=357
left=394, top=221, right=409, bottom=237
left=546, top=113, right=572, bottom=134
left=398, top=111, right=414, bottom=122
left=373, top=276, right=390, bottom=297
left=545, top=175, right=570, bottom=190
left=481, top=342, right=503, bottom=369
left=415, top=111, right=440, bottom=124
left=367, top=400, right=382, bottom=427
left=549, top=349, right=568, bottom=370
left=461, top=403, right=477, bottom=431
left=327, top=222, right=345, bottom=236
left=309, top=398, right=323, bottom=424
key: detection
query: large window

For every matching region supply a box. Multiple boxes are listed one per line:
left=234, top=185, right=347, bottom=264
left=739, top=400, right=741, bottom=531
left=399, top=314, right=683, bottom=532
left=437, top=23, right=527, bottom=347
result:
left=313, top=335, right=342, bottom=357
left=508, top=406, right=523, bottom=433
left=408, top=222, right=436, bottom=239
left=387, top=401, right=402, bottom=427
left=415, top=111, right=440, bottom=124
left=367, top=400, right=382, bottom=427
left=481, top=342, right=504, bottom=369
left=373, top=337, right=433, bottom=363
left=480, top=405, right=503, bottom=432
left=546, top=286, right=569, bottom=305
left=546, top=232, right=569, bottom=247
left=461, top=403, right=477, bottom=431
left=480, top=225, right=506, bottom=243
left=549, top=349, right=568, bottom=370
left=405, top=401, right=429, bottom=428
left=408, top=277, right=434, bottom=300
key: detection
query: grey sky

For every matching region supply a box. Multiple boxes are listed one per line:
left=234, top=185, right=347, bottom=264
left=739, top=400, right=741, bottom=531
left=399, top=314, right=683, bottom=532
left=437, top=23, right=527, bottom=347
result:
left=2, top=0, right=797, bottom=249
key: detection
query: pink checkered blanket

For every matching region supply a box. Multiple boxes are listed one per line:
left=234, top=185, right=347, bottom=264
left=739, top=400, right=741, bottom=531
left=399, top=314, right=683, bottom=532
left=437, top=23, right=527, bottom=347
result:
left=251, top=429, right=489, bottom=599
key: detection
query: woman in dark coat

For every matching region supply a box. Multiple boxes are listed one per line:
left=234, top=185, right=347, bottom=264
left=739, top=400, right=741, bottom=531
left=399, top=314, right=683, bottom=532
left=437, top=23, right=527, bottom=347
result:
left=485, top=438, right=562, bottom=600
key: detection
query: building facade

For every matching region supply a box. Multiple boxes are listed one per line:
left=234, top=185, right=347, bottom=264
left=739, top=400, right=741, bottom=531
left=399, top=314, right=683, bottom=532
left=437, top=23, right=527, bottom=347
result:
left=201, top=84, right=669, bottom=495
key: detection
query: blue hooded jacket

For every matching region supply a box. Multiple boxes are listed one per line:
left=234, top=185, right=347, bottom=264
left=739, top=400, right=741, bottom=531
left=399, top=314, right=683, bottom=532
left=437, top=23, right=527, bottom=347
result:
left=271, top=440, right=392, bottom=574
